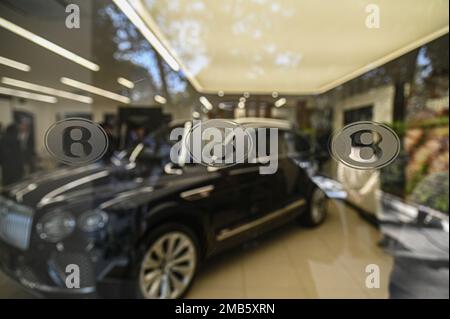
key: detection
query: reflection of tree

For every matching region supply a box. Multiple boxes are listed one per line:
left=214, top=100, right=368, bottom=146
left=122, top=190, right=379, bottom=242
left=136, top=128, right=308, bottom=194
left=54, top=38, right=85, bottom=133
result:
left=320, top=35, right=448, bottom=111
left=400, top=36, right=449, bottom=124
left=411, top=37, right=449, bottom=106
left=144, top=0, right=211, bottom=76
left=224, top=0, right=301, bottom=79
left=97, top=2, right=196, bottom=106
left=143, top=0, right=301, bottom=81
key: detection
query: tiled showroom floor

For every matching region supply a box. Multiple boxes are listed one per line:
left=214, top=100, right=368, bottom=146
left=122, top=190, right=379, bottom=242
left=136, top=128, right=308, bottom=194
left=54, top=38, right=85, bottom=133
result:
left=0, top=201, right=393, bottom=299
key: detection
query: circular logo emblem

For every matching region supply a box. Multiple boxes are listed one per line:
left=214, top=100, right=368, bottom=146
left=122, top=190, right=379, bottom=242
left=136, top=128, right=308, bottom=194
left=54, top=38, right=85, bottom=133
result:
left=330, top=121, right=400, bottom=170
left=184, top=119, right=254, bottom=168
left=44, top=118, right=109, bottom=166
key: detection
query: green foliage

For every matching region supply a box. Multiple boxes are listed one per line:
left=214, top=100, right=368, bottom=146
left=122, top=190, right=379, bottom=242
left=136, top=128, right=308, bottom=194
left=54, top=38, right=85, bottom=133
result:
left=410, top=172, right=449, bottom=213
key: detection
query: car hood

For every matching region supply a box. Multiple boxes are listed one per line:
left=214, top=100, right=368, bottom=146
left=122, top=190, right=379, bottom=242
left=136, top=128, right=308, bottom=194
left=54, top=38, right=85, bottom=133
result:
left=3, top=162, right=217, bottom=212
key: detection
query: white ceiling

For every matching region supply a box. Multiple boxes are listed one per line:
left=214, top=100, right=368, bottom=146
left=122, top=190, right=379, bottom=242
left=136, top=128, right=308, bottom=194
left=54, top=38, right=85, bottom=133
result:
left=131, top=0, right=449, bottom=95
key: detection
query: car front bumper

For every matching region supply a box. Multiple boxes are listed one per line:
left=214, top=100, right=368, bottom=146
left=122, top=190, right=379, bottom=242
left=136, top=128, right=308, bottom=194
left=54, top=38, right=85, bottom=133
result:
left=0, top=240, right=100, bottom=298
left=0, top=237, right=134, bottom=298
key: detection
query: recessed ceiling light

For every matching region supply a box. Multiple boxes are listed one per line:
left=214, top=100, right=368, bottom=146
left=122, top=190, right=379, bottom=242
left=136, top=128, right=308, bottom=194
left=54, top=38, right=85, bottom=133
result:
left=0, top=55, right=30, bottom=72
left=272, top=92, right=279, bottom=98
left=218, top=91, right=224, bottom=97
left=113, top=0, right=180, bottom=72
left=238, top=101, right=245, bottom=109
left=0, top=17, right=99, bottom=71
left=154, top=95, right=167, bottom=104
left=243, top=92, right=250, bottom=98
left=2, top=77, right=92, bottom=104
left=117, top=77, right=135, bottom=89
left=60, top=77, right=130, bottom=104
left=274, top=98, right=287, bottom=108
left=192, top=111, right=200, bottom=118
left=239, top=97, right=246, bottom=103
left=199, top=96, right=213, bottom=110
left=0, top=86, right=57, bottom=103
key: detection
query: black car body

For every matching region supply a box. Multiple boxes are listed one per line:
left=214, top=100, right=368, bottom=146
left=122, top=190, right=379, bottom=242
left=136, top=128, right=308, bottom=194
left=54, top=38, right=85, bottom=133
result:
left=0, top=118, right=344, bottom=298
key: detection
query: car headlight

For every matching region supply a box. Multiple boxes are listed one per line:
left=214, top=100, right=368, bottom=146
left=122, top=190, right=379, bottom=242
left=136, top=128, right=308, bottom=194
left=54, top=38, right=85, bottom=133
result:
left=36, top=211, right=76, bottom=242
left=78, top=210, right=108, bottom=232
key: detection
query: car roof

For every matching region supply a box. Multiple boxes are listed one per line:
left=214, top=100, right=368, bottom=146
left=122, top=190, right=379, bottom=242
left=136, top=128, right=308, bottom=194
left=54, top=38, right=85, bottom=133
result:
left=169, top=117, right=293, bottom=130
left=233, top=117, right=293, bottom=130
left=168, top=119, right=191, bottom=128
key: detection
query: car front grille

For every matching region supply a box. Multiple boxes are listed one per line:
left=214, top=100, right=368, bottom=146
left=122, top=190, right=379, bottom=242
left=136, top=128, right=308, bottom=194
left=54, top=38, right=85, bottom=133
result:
left=0, top=196, right=33, bottom=250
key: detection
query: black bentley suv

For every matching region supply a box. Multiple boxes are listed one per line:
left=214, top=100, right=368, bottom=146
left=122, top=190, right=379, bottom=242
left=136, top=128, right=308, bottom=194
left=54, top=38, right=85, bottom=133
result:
left=0, top=118, right=344, bottom=298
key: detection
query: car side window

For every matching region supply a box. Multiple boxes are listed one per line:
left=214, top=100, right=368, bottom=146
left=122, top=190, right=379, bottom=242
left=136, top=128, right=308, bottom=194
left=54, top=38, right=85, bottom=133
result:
left=284, top=131, right=310, bottom=155
left=278, top=131, right=289, bottom=157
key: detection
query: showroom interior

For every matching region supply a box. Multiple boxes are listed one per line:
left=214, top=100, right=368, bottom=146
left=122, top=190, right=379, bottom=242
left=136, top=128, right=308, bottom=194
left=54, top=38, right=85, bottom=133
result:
left=0, top=0, right=448, bottom=299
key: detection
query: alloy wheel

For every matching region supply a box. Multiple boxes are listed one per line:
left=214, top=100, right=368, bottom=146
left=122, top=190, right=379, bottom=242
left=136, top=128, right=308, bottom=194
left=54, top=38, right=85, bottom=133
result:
left=311, top=188, right=327, bottom=224
left=139, top=231, right=197, bottom=299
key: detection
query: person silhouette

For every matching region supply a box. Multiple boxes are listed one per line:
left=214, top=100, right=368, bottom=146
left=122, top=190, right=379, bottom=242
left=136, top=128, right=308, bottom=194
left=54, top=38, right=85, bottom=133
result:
left=0, top=124, right=25, bottom=186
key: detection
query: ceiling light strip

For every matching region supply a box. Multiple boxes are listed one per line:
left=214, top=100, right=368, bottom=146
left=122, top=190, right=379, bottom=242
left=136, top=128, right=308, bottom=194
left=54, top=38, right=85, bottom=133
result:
left=199, top=96, right=213, bottom=110
left=154, top=95, right=167, bottom=104
left=117, top=77, right=135, bottom=89
left=0, top=86, right=57, bottom=103
left=0, top=17, right=100, bottom=72
left=2, top=77, right=92, bottom=104
left=113, top=0, right=180, bottom=72
left=274, top=98, right=286, bottom=107
left=60, top=77, right=130, bottom=104
left=0, top=55, right=30, bottom=72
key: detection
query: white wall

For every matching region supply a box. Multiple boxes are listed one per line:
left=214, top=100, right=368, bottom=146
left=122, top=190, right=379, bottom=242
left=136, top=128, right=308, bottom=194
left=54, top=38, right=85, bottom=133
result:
left=333, top=85, right=395, bottom=130
left=0, top=98, right=13, bottom=126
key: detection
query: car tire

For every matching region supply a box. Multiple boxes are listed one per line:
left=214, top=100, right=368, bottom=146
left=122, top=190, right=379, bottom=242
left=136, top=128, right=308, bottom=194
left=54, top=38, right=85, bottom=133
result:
left=131, top=223, right=200, bottom=299
left=299, top=187, right=328, bottom=227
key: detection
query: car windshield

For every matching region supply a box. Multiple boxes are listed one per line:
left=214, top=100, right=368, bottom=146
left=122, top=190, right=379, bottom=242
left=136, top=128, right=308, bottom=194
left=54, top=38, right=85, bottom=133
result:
left=125, top=122, right=185, bottom=163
